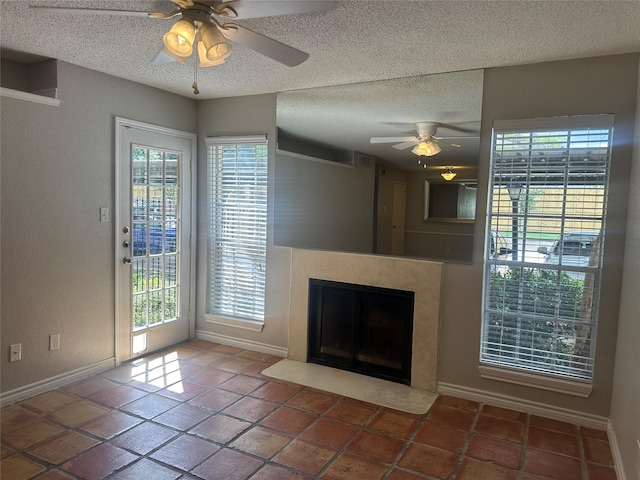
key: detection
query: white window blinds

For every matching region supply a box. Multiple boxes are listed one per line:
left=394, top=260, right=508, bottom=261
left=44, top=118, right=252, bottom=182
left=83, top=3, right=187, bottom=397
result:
left=481, top=115, right=613, bottom=382
left=206, top=136, right=268, bottom=322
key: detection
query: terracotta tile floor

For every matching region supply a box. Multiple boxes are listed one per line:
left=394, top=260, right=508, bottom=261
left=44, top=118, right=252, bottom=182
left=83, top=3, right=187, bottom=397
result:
left=0, top=340, right=617, bottom=479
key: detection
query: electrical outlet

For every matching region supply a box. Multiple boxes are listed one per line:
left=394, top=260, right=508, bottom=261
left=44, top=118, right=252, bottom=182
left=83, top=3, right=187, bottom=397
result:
left=10, top=343, right=21, bottom=362
left=50, top=334, right=60, bottom=351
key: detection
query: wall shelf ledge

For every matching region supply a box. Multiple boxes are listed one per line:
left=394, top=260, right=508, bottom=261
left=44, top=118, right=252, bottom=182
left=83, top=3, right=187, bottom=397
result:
left=1, top=87, right=60, bottom=107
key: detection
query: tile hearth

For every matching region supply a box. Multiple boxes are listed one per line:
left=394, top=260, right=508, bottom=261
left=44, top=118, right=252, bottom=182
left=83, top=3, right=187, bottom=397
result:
left=262, top=359, right=436, bottom=415
left=1, top=339, right=617, bottom=479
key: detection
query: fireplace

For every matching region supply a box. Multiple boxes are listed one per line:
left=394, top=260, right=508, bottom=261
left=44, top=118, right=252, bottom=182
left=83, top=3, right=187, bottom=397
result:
left=287, top=249, right=443, bottom=392
left=308, top=279, right=414, bottom=385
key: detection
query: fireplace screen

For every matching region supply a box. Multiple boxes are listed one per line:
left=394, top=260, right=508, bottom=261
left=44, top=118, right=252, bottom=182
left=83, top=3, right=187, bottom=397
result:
left=307, top=279, right=414, bottom=385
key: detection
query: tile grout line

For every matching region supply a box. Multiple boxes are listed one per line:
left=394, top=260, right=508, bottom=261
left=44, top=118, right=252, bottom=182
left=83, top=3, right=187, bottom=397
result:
left=578, top=426, right=588, bottom=480
left=516, top=411, right=531, bottom=480
left=446, top=401, right=483, bottom=480
left=380, top=408, right=432, bottom=480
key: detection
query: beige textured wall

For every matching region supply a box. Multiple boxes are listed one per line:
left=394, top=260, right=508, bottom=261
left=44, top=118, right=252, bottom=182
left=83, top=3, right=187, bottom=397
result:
left=2, top=54, right=637, bottom=430
left=1, top=62, right=197, bottom=394
left=195, top=54, right=638, bottom=419
left=609, top=60, right=640, bottom=480
left=274, top=151, right=375, bottom=253
left=437, top=53, right=639, bottom=416
left=195, top=94, right=292, bottom=351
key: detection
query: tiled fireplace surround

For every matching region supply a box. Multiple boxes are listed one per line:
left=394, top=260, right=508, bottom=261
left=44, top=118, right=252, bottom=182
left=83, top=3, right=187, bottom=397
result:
left=286, top=249, right=444, bottom=392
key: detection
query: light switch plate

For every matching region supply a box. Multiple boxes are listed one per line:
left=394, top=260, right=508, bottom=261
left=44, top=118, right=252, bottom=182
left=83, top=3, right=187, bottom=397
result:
left=100, top=207, right=110, bottom=223
left=10, top=344, right=21, bottom=362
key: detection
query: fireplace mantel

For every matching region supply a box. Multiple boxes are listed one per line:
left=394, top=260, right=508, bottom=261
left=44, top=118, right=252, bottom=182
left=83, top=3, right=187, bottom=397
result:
left=287, top=249, right=444, bottom=392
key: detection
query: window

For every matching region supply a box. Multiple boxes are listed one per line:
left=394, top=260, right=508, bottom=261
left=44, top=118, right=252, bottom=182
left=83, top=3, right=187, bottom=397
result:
left=206, top=136, right=268, bottom=324
left=481, top=116, right=613, bottom=391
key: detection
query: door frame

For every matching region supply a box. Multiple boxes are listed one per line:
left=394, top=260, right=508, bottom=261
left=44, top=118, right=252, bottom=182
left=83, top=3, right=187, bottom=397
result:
left=114, top=117, right=197, bottom=365
left=391, top=181, right=407, bottom=256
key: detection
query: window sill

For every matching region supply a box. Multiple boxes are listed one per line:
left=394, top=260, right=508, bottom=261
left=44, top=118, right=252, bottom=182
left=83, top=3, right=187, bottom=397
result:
left=479, top=364, right=592, bottom=398
left=205, top=314, right=264, bottom=332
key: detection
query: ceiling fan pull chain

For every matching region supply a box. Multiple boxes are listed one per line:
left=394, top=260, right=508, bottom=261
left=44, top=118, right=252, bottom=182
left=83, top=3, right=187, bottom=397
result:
left=192, top=57, right=200, bottom=95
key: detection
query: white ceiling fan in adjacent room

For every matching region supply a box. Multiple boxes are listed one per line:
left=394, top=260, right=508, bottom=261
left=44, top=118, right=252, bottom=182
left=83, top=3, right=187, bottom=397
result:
left=29, top=0, right=337, bottom=94
left=370, top=121, right=479, bottom=166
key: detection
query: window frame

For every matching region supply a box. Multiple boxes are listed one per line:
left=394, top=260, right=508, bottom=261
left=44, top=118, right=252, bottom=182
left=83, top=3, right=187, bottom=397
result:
left=480, top=115, right=614, bottom=396
left=204, top=135, right=268, bottom=331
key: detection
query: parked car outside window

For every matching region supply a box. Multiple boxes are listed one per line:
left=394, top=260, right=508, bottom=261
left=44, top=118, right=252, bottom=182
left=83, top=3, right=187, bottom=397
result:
left=489, top=230, right=512, bottom=260
left=537, top=231, right=599, bottom=268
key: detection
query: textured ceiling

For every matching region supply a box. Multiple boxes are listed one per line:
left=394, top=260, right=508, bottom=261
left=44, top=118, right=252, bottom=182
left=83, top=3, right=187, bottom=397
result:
left=1, top=0, right=639, bottom=170
left=2, top=0, right=639, bottom=100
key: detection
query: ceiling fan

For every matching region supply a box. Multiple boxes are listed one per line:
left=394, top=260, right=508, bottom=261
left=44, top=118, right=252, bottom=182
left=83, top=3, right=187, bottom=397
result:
left=30, top=0, right=337, bottom=94
left=370, top=122, right=479, bottom=157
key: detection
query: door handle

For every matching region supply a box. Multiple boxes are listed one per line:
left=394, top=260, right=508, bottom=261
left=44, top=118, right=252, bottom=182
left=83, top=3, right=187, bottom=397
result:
left=123, top=256, right=132, bottom=265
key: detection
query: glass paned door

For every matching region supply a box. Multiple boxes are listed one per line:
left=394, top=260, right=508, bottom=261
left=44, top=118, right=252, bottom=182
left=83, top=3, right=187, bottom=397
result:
left=131, top=146, right=180, bottom=333
left=116, top=119, right=195, bottom=361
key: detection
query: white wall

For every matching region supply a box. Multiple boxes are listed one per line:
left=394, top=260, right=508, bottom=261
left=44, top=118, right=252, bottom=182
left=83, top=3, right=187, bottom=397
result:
left=0, top=62, right=197, bottom=394
left=609, top=60, right=640, bottom=480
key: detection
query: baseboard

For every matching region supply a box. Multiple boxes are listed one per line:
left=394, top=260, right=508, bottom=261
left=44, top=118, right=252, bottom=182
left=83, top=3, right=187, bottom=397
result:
left=607, top=420, right=628, bottom=480
left=437, top=382, right=609, bottom=430
left=0, top=357, right=116, bottom=408
left=195, top=330, right=288, bottom=358
left=437, top=382, right=631, bottom=478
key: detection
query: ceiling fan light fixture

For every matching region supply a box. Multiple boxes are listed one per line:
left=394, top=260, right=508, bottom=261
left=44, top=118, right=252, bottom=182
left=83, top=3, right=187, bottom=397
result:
left=441, top=167, right=457, bottom=181
left=412, top=139, right=441, bottom=157
left=197, top=39, right=226, bottom=67
left=163, top=19, right=196, bottom=57
left=200, top=22, right=233, bottom=62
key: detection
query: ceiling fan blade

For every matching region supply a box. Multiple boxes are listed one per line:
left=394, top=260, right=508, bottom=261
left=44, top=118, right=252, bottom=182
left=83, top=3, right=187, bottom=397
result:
left=436, top=122, right=481, bottom=134
left=222, top=24, right=308, bottom=66
left=393, top=141, right=420, bottom=150
left=209, top=1, right=338, bottom=19
left=28, top=6, right=170, bottom=17
left=435, top=135, right=479, bottom=139
left=171, top=0, right=194, bottom=7
left=370, top=136, right=416, bottom=144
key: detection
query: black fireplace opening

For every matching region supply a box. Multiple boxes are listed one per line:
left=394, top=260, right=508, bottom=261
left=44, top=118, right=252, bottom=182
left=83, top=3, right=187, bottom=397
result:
left=307, top=279, right=414, bottom=385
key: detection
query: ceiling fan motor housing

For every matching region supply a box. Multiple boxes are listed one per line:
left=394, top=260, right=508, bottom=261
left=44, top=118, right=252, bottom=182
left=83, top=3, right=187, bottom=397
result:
left=416, top=122, right=438, bottom=139
left=181, top=5, right=216, bottom=26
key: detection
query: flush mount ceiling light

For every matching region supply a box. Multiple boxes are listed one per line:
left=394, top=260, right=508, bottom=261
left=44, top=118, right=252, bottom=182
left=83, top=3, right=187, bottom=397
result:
left=412, top=139, right=441, bottom=157
left=441, top=166, right=457, bottom=181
